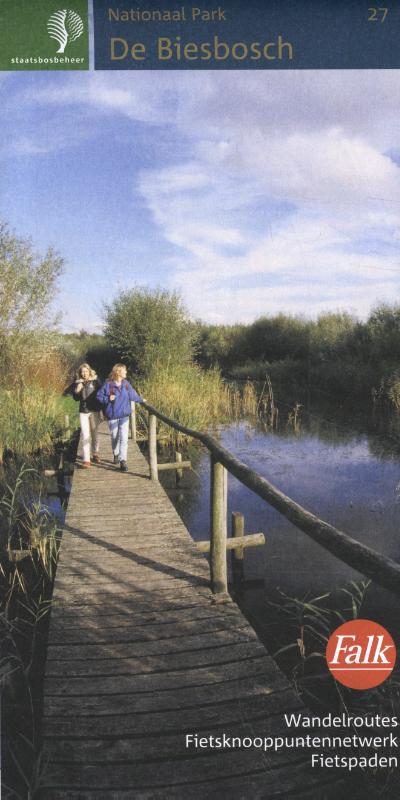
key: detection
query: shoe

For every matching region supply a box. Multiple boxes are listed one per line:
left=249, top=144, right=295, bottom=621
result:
left=92, top=454, right=101, bottom=463
left=120, top=460, right=128, bottom=472
left=113, top=454, right=119, bottom=464
left=81, top=461, right=91, bottom=469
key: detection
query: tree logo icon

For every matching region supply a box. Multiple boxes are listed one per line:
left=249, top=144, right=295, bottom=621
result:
left=47, top=9, right=84, bottom=54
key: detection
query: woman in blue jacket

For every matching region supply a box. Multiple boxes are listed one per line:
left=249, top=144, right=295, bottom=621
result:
left=97, top=363, right=144, bottom=472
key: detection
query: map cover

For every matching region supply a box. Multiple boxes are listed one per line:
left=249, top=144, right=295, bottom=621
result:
left=0, top=1, right=400, bottom=798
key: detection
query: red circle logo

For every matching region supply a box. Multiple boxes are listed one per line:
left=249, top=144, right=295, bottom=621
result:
left=326, top=619, right=396, bottom=690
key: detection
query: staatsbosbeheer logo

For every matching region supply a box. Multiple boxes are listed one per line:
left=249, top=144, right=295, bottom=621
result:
left=0, top=0, right=89, bottom=71
left=326, top=619, right=396, bottom=690
left=47, top=9, right=84, bottom=54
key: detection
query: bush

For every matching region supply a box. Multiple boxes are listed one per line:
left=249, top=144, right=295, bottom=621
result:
left=104, top=287, right=194, bottom=378
left=0, top=221, right=63, bottom=386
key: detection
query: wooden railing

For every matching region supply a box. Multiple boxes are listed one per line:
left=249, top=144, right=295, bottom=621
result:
left=135, top=402, right=400, bottom=599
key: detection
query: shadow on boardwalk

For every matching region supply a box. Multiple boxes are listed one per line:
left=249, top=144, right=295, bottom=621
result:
left=39, top=425, right=343, bottom=799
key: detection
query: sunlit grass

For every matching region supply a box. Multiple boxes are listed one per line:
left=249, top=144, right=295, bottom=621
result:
left=139, top=361, right=238, bottom=436
left=0, top=384, right=72, bottom=458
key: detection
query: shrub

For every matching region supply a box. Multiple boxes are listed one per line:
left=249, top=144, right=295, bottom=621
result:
left=104, top=287, right=194, bottom=378
left=0, top=221, right=63, bottom=386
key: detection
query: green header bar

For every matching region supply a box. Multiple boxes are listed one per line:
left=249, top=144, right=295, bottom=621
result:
left=0, top=0, right=89, bottom=70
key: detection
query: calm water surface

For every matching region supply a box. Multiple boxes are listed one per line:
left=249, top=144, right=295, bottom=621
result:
left=162, top=408, right=400, bottom=618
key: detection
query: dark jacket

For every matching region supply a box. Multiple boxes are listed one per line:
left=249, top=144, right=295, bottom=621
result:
left=96, top=380, right=143, bottom=420
left=73, top=377, right=102, bottom=414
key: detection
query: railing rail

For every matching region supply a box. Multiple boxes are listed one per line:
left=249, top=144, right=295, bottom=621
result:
left=141, top=402, right=400, bottom=598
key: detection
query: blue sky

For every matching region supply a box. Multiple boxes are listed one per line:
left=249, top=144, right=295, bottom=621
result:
left=0, top=67, right=399, bottom=331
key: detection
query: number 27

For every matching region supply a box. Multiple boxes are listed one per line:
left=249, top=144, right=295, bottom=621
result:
left=368, top=7, right=388, bottom=22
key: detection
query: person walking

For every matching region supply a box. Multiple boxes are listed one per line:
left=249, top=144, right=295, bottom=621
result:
left=73, top=363, right=102, bottom=468
left=97, top=364, right=144, bottom=472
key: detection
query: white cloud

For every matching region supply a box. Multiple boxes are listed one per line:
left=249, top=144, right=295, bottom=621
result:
left=4, top=69, right=400, bottom=323
left=132, top=73, right=400, bottom=321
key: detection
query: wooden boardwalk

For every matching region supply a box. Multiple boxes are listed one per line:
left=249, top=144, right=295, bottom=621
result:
left=41, top=424, right=339, bottom=798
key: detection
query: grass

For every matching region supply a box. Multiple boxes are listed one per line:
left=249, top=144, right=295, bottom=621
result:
left=0, top=383, right=73, bottom=459
left=138, top=362, right=240, bottom=439
left=0, top=465, right=61, bottom=798
left=59, top=392, right=80, bottom=428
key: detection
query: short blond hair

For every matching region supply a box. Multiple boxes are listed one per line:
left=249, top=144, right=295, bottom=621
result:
left=109, top=363, right=127, bottom=381
left=77, top=362, right=97, bottom=380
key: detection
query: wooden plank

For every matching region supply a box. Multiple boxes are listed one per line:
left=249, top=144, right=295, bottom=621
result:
left=41, top=427, right=336, bottom=797
left=49, top=604, right=242, bottom=631
left=46, top=626, right=260, bottom=661
left=42, top=714, right=305, bottom=764
left=40, top=775, right=341, bottom=800
left=43, top=690, right=302, bottom=738
left=53, top=604, right=242, bottom=632
left=44, top=654, right=275, bottom=696
left=43, top=672, right=290, bottom=717
left=46, top=616, right=254, bottom=646
left=50, top=587, right=214, bottom=613
left=44, top=641, right=271, bottom=677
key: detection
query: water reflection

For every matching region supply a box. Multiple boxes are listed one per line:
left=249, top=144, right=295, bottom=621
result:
left=160, top=408, right=400, bottom=599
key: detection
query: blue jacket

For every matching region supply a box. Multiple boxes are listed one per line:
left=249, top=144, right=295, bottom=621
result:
left=96, top=380, right=143, bottom=420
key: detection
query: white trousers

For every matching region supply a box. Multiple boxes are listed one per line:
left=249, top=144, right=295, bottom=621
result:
left=80, top=412, right=100, bottom=462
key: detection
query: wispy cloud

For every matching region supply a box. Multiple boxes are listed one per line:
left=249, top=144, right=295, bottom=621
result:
left=2, top=69, right=400, bottom=325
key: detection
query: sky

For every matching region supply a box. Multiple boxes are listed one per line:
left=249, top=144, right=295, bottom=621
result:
left=0, top=65, right=399, bottom=331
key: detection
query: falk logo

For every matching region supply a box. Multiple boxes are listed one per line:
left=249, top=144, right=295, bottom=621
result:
left=326, top=619, right=396, bottom=690
left=47, top=9, right=84, bottom=54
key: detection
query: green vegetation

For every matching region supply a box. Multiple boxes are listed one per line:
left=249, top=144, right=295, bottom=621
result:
left=60, top=330, right=116, bottom=382
left=140, top=362, right=235, bottom=436
left=0, top=220, right=73, bottom=461
left=104, top=287, right=194, bottom=378
left=195, top=305, right=400, bottom=411
left=0, top=220, right=63, bottom=385
left=0, top=221, right=69, bottom=794
left=0, top=385, right=71, bottom=459
left=102, top=287, right=243, bottom=431
left=1, top=466, right=60, bottom=798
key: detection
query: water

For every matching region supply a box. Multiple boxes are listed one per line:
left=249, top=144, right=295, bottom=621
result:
left=160, top=407, right=400, bottom=625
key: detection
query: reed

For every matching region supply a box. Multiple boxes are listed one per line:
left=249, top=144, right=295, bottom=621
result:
left=0, top=383, right=69, bottom=459
left=0, top=467, right=60, bottom=796
left=139, top=361, right=237, bottom=437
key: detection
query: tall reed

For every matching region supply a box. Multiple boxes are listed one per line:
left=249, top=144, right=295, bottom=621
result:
left=1, top=467, right=60, bottom=796
left=0, top=384, right=68, bottom=459
left=139, top=361, right=237, bottom=436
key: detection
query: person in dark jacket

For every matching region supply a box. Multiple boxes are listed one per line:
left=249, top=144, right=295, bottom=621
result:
left=73, top=363, right=102, bottom=468
left=96, top=363, right=144, bottom=472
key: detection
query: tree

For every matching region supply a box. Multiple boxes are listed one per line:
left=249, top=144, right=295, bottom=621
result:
left=0, top=221, right=64, bottom=384
left=364, top=304, right=400, bottom=362
left=310, top=312, right=357, bottom=362
left=244, top=314, right=311, bottom=363
left=103, top=287, right=194, bottom=377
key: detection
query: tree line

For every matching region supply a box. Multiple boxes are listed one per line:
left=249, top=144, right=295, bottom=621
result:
left=2, top=217, right=400, bottom=415
left=194, top=308, right=400, bottom=407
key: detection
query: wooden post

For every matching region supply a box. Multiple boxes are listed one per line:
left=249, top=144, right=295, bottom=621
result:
left=232, top=511, right=245, bottom=584
left=129, top=403, right=137, bottom=442
left=148, top=413, right=158, bottom=481
left=210, top=456, right=228, bottom=595
left=64, top=414, right=70, bottom=439
left=175, top=451, right=183, bottom=485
